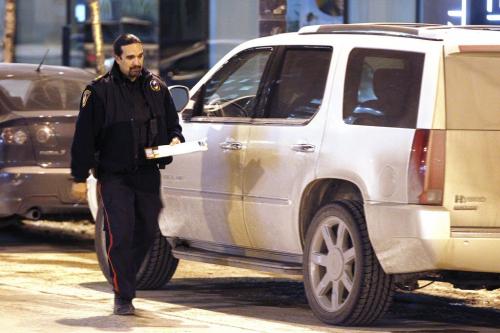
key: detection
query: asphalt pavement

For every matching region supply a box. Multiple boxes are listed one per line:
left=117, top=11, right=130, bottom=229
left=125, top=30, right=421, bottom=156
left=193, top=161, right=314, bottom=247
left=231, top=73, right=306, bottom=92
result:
left=1, top=220, right=500, bottom=333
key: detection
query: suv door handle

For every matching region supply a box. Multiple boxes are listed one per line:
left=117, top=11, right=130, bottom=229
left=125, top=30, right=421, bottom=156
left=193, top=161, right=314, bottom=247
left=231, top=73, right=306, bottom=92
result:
left=291, top=143, right=316, bottom=153
left=219, top=141, right=243, bottom=150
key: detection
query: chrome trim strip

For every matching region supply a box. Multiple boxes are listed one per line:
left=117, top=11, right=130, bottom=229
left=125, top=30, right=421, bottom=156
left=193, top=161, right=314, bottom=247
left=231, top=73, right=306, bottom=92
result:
left=163, top=187, right=290, bottom=205
left=1, top=166, right=71, bottom=174
left=189, top=117, right=252, bottom=124
left=451, top=227, right=500, bottom=239
left=162, top=187, right=242, bottom=200
left=250, top=118, right=309, bottom=126
left=243, top=195, right=290, bottom=205
left=187, top=117, right=310, bottom=126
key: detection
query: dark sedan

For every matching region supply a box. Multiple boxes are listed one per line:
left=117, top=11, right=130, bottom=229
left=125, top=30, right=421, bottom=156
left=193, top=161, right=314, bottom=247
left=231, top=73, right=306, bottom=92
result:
left=0, top=63, right=94, bottom=221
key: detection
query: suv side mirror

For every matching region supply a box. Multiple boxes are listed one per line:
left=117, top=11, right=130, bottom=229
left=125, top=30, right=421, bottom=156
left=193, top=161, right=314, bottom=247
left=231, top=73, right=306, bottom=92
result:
left=168, top=85, right=190, bottom=112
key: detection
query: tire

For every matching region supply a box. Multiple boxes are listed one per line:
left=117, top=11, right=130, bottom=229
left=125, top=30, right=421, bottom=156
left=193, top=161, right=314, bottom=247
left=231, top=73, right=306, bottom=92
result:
left=94, top=204, right=179, bottom=290
left=303, top=200, right=394, bottom=326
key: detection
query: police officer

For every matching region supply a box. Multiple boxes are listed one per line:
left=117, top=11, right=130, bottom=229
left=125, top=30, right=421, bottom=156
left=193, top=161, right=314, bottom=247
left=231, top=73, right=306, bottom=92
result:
left=70, top=34, right=183, bottom=315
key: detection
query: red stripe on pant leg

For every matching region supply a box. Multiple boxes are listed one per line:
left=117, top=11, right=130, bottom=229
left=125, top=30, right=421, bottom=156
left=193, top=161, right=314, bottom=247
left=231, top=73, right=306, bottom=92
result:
left=98, top=182, right=120, bottom=293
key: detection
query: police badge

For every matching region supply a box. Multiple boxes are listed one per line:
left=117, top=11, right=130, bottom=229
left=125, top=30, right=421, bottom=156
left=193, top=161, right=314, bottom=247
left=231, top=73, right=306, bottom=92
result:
left=150, top=79, right=161, bottom=92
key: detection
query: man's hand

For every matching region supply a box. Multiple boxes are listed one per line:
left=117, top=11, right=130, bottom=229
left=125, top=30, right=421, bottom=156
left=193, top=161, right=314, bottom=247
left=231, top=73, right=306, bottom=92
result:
left=71, top=182, right=87, bottom=202
left=169, top=137, right=181, bottom=145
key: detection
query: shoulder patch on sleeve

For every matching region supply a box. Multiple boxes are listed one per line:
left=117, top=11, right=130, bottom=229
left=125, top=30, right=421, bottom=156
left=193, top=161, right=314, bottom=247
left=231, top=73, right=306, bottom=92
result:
left=150, top=79, right=161, bottom=92
left=82, top=89, right=92, bottom=108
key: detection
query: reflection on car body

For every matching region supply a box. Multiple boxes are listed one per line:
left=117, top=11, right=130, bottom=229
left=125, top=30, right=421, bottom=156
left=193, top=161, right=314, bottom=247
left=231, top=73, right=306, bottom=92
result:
left=0, top=63, right=93, bottom=221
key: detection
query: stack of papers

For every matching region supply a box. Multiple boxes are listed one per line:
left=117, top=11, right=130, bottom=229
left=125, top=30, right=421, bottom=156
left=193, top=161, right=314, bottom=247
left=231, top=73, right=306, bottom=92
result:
left=145, top=138, right=208, bottom=159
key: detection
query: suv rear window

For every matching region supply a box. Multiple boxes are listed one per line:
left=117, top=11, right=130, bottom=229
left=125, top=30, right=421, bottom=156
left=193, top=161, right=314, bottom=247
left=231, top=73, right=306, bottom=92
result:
left=343, top=48, right=425, bottom=128
left=445, top=52, right=500, bottom=130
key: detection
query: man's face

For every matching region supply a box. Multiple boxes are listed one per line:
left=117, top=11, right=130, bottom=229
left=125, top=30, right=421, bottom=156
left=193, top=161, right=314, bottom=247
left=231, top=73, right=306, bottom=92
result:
left=115, top=43, right=144, bottom=80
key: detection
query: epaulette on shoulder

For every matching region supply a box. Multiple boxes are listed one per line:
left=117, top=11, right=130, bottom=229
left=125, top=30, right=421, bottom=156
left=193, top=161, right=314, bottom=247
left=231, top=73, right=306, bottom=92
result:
left=92, top=72, right=109, bottom=84
left=150, top=73, right=167, bottom=86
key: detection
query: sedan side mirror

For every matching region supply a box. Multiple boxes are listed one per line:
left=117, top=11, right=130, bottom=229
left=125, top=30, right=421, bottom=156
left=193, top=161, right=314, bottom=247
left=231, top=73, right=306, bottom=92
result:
left=168, top=85, right=190, bottom=112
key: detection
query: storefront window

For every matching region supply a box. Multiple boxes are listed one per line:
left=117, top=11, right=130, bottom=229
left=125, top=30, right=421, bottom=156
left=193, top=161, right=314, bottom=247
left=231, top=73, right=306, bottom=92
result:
left=73, top=0, right=159, bottom=70
left=287, top=0, right=345, bottom=31
left=15, top=0, right=66, bottom=65
left=419, top=0, right=462, bottom=24
left=158, top=0, right=347, bottom=88
left=159, top=0, right=209, bottom=87
left=348, top=0, right=416, bottom=23
left=419, top=0, right=500, bottom=25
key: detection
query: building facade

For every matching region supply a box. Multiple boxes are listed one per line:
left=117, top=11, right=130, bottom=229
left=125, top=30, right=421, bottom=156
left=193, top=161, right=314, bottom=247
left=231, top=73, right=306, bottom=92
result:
left=0, top=0, right=497, bottom=85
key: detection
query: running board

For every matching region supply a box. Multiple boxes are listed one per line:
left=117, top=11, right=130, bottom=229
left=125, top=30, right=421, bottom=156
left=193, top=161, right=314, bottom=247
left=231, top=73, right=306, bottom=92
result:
left=172, top=246, right=303, bottom=275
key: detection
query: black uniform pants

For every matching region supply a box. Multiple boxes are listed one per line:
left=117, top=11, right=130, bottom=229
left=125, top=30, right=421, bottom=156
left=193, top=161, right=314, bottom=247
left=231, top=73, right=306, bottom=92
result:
left=98, top=166, right=162, bottom=300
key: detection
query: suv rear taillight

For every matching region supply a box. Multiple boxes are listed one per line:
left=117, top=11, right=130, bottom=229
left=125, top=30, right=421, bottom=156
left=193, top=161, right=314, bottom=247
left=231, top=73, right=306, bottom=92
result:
left=408, top=129, right=446, bottom=205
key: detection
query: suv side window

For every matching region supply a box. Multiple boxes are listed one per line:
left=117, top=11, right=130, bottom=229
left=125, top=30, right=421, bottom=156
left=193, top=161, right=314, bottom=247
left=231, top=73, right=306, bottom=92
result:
left=262, top=47, right=332, bottom=121
left=189, top=48, right=272, bottom=120
left=343, top=48, right=425, bottom=128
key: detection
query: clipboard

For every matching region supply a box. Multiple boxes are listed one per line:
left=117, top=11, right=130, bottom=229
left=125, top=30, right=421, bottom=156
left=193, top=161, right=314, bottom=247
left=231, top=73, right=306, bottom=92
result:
left=145, top=138, right=208, bottom=159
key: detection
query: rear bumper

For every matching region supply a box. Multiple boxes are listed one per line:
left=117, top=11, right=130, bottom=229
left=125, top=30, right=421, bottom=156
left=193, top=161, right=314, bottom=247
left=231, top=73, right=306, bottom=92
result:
left=0, top=166, right=88, bottom=218
left=365, top=203, right=500, bottom=274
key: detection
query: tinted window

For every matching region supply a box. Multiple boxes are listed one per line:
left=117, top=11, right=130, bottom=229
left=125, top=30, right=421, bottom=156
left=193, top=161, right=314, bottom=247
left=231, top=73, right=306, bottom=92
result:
left=0, top=77, right=88, bottom=111
left=265, top=47, right=332, bottom=120
left=191, top=48, right=272, bottom=119
left=343, top=48, right=424, bottom=128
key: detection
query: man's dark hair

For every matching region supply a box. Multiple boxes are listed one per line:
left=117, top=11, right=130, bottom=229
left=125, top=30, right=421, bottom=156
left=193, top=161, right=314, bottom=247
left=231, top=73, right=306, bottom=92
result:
left=113, top=34, right=142, bottom=57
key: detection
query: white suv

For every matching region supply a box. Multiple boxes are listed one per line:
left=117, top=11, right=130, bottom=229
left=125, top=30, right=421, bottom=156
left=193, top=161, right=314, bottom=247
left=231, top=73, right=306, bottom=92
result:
left=90, top=24, right=500, bottom=326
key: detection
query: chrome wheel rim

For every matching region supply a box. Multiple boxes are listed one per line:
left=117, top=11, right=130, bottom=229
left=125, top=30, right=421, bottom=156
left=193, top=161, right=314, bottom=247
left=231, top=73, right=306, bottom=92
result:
left=309, top=216, right=356, bottom=312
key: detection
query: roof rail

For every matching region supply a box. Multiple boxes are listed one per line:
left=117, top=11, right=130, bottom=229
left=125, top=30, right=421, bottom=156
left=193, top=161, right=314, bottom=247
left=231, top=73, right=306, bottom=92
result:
left=428, top=24, right=500, bottom=31
left=298, top=23, right=443, bottom=40
left=300, top=23, right=439, bottom=34
left=298, top=23, right=500, bottom=41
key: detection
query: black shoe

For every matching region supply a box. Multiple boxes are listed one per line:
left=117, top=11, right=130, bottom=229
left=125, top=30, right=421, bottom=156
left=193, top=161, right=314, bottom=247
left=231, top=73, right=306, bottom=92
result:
left=113, top=296, right=135, bottom=316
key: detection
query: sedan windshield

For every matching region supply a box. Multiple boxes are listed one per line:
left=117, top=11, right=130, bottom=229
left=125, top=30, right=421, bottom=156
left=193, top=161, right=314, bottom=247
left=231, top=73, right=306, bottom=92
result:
left=0, top=77, right=88, bottom=111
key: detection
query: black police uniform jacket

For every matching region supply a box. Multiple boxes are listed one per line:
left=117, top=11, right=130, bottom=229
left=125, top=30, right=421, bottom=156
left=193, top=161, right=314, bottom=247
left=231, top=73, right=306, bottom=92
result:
left=71, top=62, right=184, bottom=182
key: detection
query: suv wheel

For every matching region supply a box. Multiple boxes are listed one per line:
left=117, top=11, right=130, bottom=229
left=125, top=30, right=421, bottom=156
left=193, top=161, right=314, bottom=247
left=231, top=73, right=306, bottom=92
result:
left=303, top=201, right=394, bottom=325
left=94, top=205, right=179, bottom=289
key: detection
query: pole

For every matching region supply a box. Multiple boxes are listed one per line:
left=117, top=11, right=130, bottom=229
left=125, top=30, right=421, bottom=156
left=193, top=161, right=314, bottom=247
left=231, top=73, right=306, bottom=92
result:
left=3, top=0, right=16, bottom=63
left=62, top=0, right=71, bottom=66
left=88, top=0, right=105, bottom=74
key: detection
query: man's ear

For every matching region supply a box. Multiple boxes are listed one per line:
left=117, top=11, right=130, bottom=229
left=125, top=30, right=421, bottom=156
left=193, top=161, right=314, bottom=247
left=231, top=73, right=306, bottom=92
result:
left=114, top=55, right=121, bottom=64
